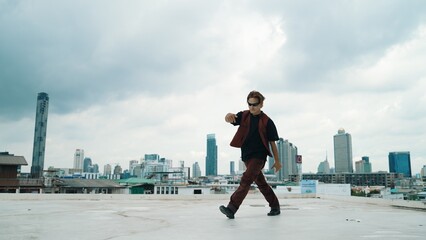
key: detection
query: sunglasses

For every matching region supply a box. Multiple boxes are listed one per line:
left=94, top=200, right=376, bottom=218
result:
left=247, top=102, right=260, bottom=107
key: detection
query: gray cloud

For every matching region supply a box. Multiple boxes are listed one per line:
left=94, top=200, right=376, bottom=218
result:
left=247, top=0, right=426, bottom=92
left=1, top=1, right=425, bottom=174
left=1, top=0, right=224, bottom=120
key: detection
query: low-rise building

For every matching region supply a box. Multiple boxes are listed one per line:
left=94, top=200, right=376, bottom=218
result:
left=291, top=172, right=404, bottom=188
left=0, top=152, right=42, bottom=193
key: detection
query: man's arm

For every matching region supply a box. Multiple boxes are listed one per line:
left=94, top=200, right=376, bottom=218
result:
left=270, top=141, right=282, bottom=173
left=225, top=113, right=238, bottom=123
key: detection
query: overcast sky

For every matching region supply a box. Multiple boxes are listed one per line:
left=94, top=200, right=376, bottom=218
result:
left=1, top=0, right=426, bottom=176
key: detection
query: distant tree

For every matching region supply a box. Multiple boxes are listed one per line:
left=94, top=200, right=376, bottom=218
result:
left=351, top=189, right=366, bottom=197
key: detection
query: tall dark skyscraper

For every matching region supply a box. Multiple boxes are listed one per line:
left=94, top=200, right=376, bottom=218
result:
left=230, top=161, right=235, bottom=175
left=83, top=157, right=92, bottom=172
left=389, top=151, right=411, bottom=177
left=333, top=128, right=353, bottom=173
left=205, top=134, right=217, bottom=176
left=31, top=92, right=49, bottom=178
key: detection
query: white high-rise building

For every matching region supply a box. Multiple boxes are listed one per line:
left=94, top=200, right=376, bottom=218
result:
left=421, top=165, right=426, bottom=178
left=104, top=164, right=112, bottom=175
left=276, top=138, right=298, bottom=181
left=73, top=149, right=84, bottom=171
left=333, top=128, right=353, bottom=173
left=238, top=160, right=246, bottom=174
left=355, top=156, right=372, bottom=173
left=129, top=160, right=139, bottom=175
left=192, top=162, right=202, bottom=178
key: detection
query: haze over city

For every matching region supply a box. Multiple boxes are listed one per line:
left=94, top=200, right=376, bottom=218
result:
left=1, top=0, right=425, bottom=175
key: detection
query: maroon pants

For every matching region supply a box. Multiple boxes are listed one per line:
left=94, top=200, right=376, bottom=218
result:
left=227, top=158, right=280, bottom=213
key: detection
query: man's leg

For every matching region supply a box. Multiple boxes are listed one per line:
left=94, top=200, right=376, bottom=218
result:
left=254, top=171, right=280, bottom=211
left=226, top=158, right=265, bottom=213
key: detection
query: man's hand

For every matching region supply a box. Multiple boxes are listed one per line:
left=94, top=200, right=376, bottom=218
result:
left=272, top=161, right=282, bottom=173
left=225, top=113, right=237, bottom=123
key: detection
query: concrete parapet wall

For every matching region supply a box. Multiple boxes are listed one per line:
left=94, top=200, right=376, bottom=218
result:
left=0, top=193, right=315, bottom=201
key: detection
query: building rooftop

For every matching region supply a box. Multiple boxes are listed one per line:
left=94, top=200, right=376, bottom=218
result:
left=0, top=194, right=425, bottom=240
left=0, top=152, right=27, bottom=166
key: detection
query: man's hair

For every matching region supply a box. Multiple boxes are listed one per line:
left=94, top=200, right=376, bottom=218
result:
left=247, top=90, right=265, bottom=104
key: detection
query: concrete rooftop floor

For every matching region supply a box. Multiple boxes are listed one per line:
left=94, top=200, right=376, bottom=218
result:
left=0, top=194, right=425, bottom=240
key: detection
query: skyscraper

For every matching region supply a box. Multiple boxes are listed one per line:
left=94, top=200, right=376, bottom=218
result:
left=317, top=154, right=330, bottom=174
left=31, top=92, right=49, bottom=178
left=114, top=165, right=122, bottom=175
left=73, top=149, right=84, bottom=171
left=333, top=128, right=353, bottom=173
left=92, top=164, right=99, bottom=173
left=276, top=138, right=298, bottom=181
left=362, top=156, right=372, bottom=173
left=421, top=165, right=426, bottom=178
left=205, top=134, right=217, bottom=176
left=104, top=164, right=112, bottom=175
left=192, top=162, right=201, bottom=178
left=389, top=152, right=411, bottom=178
left=129, top=160, right=139, bottom=176
left=238, top=160, right=246, bottom=174
left=83, top=157, right=92, bottom=172
left=355, top=156, right=372, bottom=173
left=230, top=161, right=235, bottom=175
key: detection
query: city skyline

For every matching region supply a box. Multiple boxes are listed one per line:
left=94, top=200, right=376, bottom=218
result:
left=38, top=138, right=422, bottom=177
left=1, top=1, right=425, bottom=176
left=4, top=109, right=426, bottom=178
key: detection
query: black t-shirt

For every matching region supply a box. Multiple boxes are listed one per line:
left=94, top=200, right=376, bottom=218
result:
left=232, top=111, right=279, bottom=161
